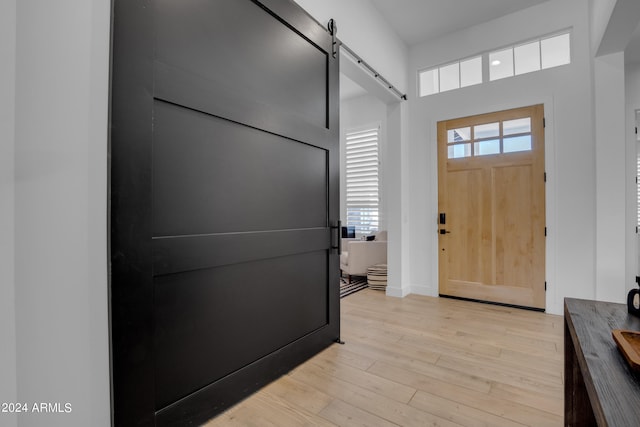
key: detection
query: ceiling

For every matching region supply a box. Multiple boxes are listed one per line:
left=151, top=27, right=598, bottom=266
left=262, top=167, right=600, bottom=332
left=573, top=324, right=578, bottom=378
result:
left=369, top=0, right=551, bottom=46
left=339, top=0, right=640, bottom=100
left=628, top=23, right=640, bottom=64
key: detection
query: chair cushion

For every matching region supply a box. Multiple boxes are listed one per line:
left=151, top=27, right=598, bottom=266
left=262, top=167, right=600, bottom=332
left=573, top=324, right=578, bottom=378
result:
left=340, top=251, right=349, bottom=266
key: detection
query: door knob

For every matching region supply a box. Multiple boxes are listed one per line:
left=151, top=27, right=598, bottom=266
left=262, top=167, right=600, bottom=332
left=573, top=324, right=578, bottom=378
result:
left=439, top=229, right=451, bottom=234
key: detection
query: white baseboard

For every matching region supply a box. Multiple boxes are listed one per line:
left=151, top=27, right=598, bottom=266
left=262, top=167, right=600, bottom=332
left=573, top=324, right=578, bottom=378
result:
left=410, top=284, right=437, bottom=297
left=385, top=285, right=410, bottom=298
left=384, top=284, right=438, bottom=298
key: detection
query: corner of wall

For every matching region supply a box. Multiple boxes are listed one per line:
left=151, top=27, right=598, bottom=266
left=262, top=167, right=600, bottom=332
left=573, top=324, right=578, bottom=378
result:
left=13, top=0, right=111, bottom=425
left=594, top=51, right=627, bottom=304
left=385, top=285, right=411, bottom=298
left=0, top=0, right=17, bottom=425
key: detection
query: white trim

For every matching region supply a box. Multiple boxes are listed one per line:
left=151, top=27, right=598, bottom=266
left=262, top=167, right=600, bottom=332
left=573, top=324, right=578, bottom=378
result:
left=428, top=97, right=558, bottom=314
left=385, top=285, right=411, bottom=298
left=410, top=284, right=437, bottom=297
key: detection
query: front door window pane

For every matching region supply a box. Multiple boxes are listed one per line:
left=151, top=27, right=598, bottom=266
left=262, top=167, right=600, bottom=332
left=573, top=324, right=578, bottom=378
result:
left=474, top=122, right=499, bottom=139
left=504, top=135, right=532, bottom=153
left=474, top=139, right=500, bottom=156
left=448, top=127, right=471, bottom=143
left=448, top=143, right=471, bottom=159
left=503, top=118, right=531, bottom=135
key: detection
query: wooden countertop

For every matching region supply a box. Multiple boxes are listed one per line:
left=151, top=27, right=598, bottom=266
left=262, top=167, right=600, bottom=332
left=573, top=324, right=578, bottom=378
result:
left=564, top=297, right=640, bottom=426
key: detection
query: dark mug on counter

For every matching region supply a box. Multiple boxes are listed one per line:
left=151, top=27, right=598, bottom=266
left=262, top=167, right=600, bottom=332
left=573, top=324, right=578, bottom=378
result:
left=628, top=288, right=640, bottom=316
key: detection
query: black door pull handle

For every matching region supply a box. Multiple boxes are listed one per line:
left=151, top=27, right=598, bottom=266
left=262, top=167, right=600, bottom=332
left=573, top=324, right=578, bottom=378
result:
left=331, top=220, right=342, bottom=253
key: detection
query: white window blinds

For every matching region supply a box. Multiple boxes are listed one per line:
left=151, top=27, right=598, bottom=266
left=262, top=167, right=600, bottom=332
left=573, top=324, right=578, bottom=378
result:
left=637, top=153, right=640, bottom=229
left=346, top=126, right=380, bottom=235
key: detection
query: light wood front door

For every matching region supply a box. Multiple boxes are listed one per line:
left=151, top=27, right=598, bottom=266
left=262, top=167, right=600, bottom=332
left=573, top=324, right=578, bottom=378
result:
left=437, top=105, right=545, bottom=310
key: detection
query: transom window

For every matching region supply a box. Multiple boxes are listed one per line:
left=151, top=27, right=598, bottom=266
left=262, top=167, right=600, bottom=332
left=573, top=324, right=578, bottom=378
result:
left=490, top=32, right=571, bottom=81
left=419, top=31, right=571, bottom=97
left=419, top=56, right=482, bottom=97
left=447, top=117, right=532, bottom=159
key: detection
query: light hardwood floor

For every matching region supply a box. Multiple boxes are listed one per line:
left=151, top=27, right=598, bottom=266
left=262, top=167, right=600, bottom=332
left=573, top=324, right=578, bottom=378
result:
left=205, top=289, right=563, bottom=426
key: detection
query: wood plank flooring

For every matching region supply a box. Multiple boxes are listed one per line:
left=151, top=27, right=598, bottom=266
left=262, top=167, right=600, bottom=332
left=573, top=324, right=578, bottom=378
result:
left=205, top=290, right=563, bottom=426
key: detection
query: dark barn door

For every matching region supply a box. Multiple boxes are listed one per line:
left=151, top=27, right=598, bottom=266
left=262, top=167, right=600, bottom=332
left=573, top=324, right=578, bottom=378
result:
left=109, top=0, right=340, bottom=425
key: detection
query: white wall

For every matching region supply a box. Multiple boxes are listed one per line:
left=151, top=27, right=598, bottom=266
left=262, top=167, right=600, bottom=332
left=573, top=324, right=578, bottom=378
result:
left=594, top=52, right=627, bottom=303
left=0, top=0, right=17, bottom=426
left=341, top=94, right=388, bottom=230
left=385, top=101, right=411, bottom=297
left=13, top=1, right=110, bottom=426
left=294, top=0, right=408, bottom=94
left=626, top=63, right=640, bottom=291
left=408, top=0, right=594, bottom=314
left=592, top=0, right=640, bottom=301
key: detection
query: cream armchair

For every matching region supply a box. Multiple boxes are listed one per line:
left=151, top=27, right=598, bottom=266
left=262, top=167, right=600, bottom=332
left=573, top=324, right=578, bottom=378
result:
left=340, top=231, right=387, bottom=282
